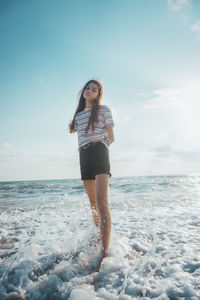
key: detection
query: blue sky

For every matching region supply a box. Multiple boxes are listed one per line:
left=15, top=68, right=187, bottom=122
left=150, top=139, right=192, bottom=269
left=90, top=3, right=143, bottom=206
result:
left=1, top=0, right=200, bottom=181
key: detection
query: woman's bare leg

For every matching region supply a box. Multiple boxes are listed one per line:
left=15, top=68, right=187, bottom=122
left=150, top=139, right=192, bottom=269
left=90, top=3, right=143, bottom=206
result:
left=95, top=174, right=111, bottom=264
left=83, top=180, right=100, bottom=227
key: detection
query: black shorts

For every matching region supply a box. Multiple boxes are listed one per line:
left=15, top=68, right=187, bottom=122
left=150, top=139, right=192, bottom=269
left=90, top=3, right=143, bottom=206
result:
left=79, top=141, right=111, bottom=180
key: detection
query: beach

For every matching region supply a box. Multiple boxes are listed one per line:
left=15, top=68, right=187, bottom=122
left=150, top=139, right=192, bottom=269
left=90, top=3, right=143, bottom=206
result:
left=0, top=175, right=200, bottom=299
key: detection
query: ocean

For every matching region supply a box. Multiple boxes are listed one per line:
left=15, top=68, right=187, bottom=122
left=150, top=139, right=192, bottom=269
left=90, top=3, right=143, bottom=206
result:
left=0, top=175, right=200, bottom=300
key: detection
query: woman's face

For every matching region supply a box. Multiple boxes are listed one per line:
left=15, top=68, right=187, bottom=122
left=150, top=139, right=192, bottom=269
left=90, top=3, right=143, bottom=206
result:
left=83, top=82, right=99, bottom=101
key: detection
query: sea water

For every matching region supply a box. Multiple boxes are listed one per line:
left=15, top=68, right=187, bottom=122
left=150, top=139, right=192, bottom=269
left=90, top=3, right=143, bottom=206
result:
left=0, top=175, right=200, bottom=299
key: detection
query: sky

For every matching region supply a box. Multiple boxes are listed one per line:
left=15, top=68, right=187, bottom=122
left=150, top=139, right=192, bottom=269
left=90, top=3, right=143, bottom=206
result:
left=1, top=0, right=200, bottom=181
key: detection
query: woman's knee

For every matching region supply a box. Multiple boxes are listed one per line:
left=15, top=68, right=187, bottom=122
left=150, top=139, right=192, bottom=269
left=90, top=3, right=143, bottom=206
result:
left=83, top=179, right=96, bottom=198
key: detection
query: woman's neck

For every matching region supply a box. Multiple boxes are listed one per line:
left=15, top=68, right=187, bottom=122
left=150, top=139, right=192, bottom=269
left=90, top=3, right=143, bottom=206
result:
left=85, top=99, right=101, bottom=108
left=85, top=99, right=93, bottom=109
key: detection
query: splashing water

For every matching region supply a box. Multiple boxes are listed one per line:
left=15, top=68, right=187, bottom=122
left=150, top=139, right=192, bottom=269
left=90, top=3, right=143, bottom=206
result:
left=0, top=175, right=200, bottom=299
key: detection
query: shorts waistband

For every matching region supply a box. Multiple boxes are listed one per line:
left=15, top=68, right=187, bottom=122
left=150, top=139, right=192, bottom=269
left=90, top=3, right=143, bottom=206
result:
left=80, top=141, right=102, bottom=150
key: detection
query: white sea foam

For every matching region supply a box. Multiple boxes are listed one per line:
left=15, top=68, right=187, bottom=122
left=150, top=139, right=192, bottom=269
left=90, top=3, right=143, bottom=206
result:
left=0, top=175, right=200, bottom=299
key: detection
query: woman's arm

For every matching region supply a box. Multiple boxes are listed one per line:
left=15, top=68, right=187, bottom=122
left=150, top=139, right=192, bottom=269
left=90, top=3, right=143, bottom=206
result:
left=106, top=125, right=115, bottom=145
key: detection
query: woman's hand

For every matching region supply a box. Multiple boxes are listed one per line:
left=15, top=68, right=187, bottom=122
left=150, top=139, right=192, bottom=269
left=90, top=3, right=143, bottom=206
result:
left=106, top=126, right=115, bottom=145
left=68, top=124, right=76, bottom=134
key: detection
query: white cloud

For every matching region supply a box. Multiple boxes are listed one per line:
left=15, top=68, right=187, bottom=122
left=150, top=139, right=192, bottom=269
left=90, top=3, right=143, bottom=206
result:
left=0, top=142, right=74, bottom=162
left=0, top=142, right=79, bottom=181
left=141, top=80, right=200, bottom=152
left=167, top=0, right=191, bottom=12
left=0, top=142, right=19, bottom=159
left=166, top=0, right=200, bottom=36
left=191, top=19, right=200, bottom=34
left=112, top=79, right=200, bottom=176
left=0, top=142, right=14, bottom=153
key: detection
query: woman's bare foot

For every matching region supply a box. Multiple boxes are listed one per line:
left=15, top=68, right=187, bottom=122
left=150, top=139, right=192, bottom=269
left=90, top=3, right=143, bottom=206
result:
left=96, top=249, right=108, bottom=271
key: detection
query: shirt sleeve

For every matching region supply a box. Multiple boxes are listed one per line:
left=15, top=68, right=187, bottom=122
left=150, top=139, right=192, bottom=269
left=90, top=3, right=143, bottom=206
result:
left=103, top=105, right=115, bottom=128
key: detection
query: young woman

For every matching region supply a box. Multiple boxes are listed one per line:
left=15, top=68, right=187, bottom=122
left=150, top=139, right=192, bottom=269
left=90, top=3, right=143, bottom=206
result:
left=69, top=79, right=115, bottom=268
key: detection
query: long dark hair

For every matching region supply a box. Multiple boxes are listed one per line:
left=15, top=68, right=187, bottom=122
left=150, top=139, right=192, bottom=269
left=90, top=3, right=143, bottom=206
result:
left=70, top=79, right=103, bottom=132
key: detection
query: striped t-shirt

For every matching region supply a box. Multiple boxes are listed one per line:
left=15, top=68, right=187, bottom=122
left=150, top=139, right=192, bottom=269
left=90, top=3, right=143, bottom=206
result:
left=74, top=105, right=114, bottom=150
